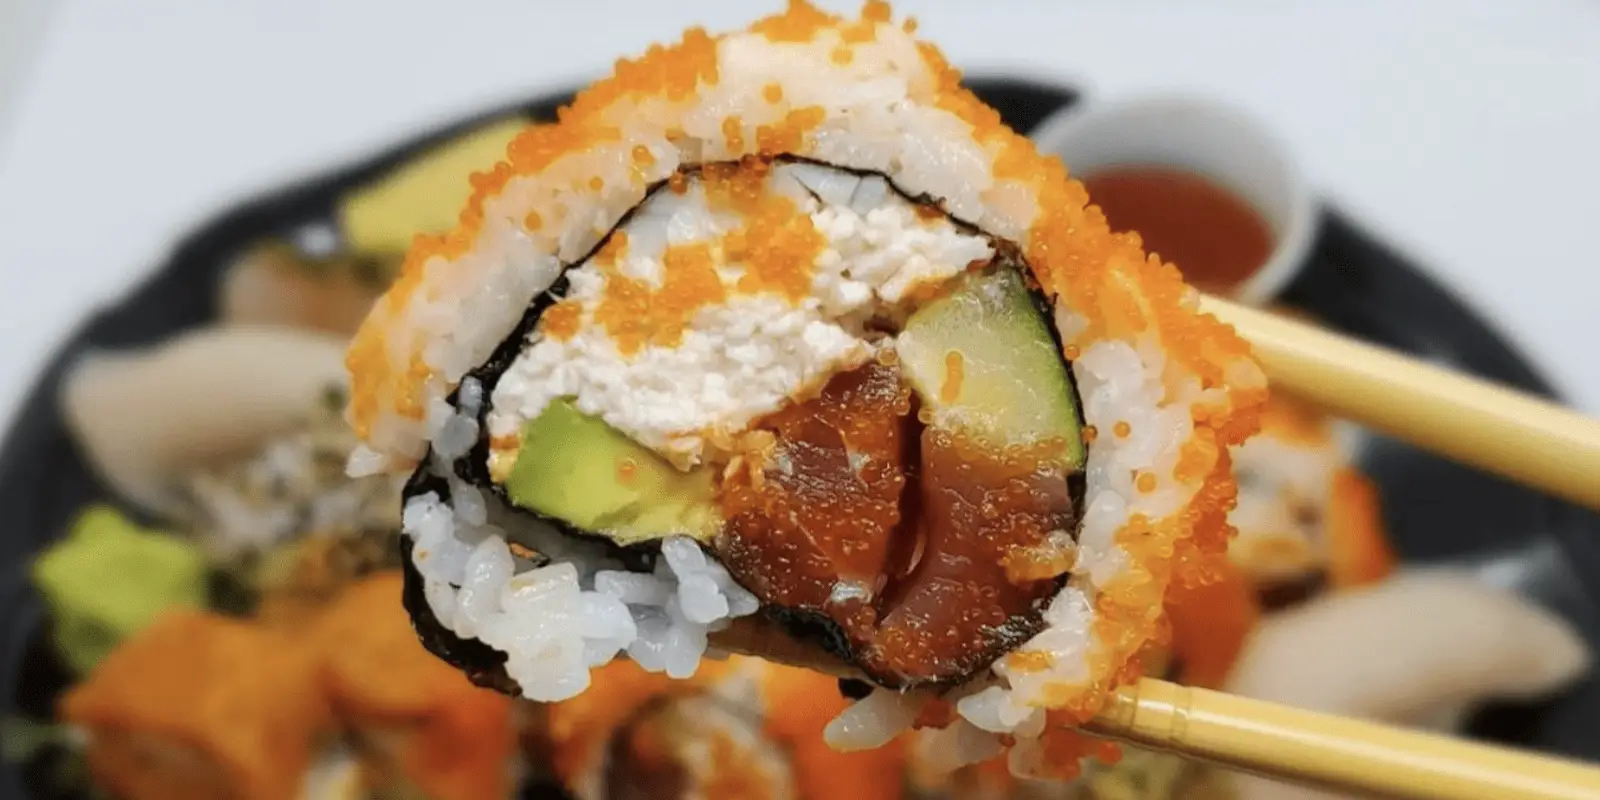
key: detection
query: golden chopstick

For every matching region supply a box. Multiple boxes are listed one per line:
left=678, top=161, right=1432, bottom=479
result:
left=1200, top=295, right=1600, bottom=512
left=1088, top=677, right=1600, bottom=800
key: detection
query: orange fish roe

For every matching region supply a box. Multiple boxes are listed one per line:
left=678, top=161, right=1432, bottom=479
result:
left=1034, top=727, right=1123, bottom=781
left=1080, top=451, right=1247, bottom=712
left=562, top=27, right=720, bottom=116
left=1135, top=471, right=1158, bottom=493
left=702, top=160, right=826, bottom=302
left=831, top=45, right=855, bottom=65
left=755, top=106, right=827, bottom=155
left=1163, top=554, right=1261, bottom=689
left=940, top=350, right=964, bottom=404
left=1006, top=649, right=1054, bottom=674
left=752, top=0, right=840, bottom=42
left=1081, top=424, right=1099, bottom=444
left=595, top=241, right=727, bottom=356
left=1112, top=420, right=1131, bottom=438
left=631, top=144, right=655, bottom=166
left=668, top=172, right=689, bottom=195
left=346, top=20, right=721, bottom=438
left=616, top=457, right=639, bottom=484
left=902, top=16, right=919, bottom=33
left=721, top=114, right=746, bottom=153
left=538, top=300, right=582, bottom=342
left=1171, top=434, right=1218, bottom=485
left=1002, top=540, right=1076, bottom=583
left=762, top=82, right=784, bottom=103
left=523, top=210, right=543, bottom=231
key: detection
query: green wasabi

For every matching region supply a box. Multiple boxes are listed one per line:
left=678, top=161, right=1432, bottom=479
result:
left=31, top=505, right=207, bottom=674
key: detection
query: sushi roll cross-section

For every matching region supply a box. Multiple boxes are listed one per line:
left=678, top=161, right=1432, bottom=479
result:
left=345, top=0, right=1265, bottom=771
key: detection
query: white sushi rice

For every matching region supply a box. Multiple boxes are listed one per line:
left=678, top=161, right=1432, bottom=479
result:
left=487, top=162, right=992, bottom=467
left=356, top=11, right=1260, bottom=770
left=822, top=688, right=923, bottom=752
left=355, top=21, right=1019, bottom=469
left=405, top=473, right=758, bottom=699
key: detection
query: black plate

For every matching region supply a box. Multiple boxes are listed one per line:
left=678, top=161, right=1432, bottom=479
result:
left=2, top=77, right=1597, bottom=799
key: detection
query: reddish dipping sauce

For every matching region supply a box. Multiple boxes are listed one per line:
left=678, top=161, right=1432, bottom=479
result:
left=1081, top=166, right=1274, bottom=294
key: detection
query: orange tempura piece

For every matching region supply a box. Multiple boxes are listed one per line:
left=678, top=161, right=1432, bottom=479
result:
left=59, top=611, right=331, bottom=800
left=315, top=571, right=515, bottom=800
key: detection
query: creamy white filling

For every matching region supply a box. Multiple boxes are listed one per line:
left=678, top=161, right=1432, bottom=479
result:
left=487, top=162, right=993, bottom=466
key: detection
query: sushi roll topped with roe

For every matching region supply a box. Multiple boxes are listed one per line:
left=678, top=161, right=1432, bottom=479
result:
left=343, top=0, right=1266, bottom=776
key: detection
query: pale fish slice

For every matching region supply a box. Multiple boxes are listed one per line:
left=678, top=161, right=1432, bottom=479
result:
left=60, top=325, right=349, bottom=516
left=1225, top=569, right=1591, bottom=800
left=219, top=243, right=389, bottom=336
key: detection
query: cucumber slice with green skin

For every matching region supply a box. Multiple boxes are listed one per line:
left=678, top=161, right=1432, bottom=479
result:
left=504, top=399, right=719, bottom=546
left=896, top=267, right=1085, bottom=468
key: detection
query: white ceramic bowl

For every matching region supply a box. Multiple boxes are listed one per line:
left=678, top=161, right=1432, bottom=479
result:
left=1029, top=93, right=1318, bottom=306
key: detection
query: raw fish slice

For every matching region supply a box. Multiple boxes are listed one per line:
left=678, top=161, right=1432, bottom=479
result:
left=1226, top=570, right=1591, bottom=800
left=61, top=325, right=347, bottom=514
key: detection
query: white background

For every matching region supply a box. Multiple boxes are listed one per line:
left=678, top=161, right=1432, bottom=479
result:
left=1, top=0, right=1598, bottom=422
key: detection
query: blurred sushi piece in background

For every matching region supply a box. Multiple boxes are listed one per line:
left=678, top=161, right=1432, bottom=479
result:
left=220, top=117, right=530, bottom=338
left=313, top=572, right=519, bottom=800
left=539, top=656, right=905, bottom=800
left=50, top=571, right=533, bottom=800
left=1228, top=388, right=1392, bottom=609
left=58, top=612, right=332, bottom=800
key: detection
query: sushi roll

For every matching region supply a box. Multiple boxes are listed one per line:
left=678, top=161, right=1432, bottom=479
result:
left=1228, top=389, right=1392, bottom=609
left=345, top=0, right=1265, bottom=768
left=541, top=656, right=904, bottom=800
left=59, top=611, right=333, bottom=800
left=313, top=572, right=520, bottom=800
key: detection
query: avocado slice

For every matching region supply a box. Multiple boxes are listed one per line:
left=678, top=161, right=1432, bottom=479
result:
left=504, top=399, right=719, bottom=545
left=31, top=505, right=208, bottom=675
left=896, top=267, right=1084, bottom=468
